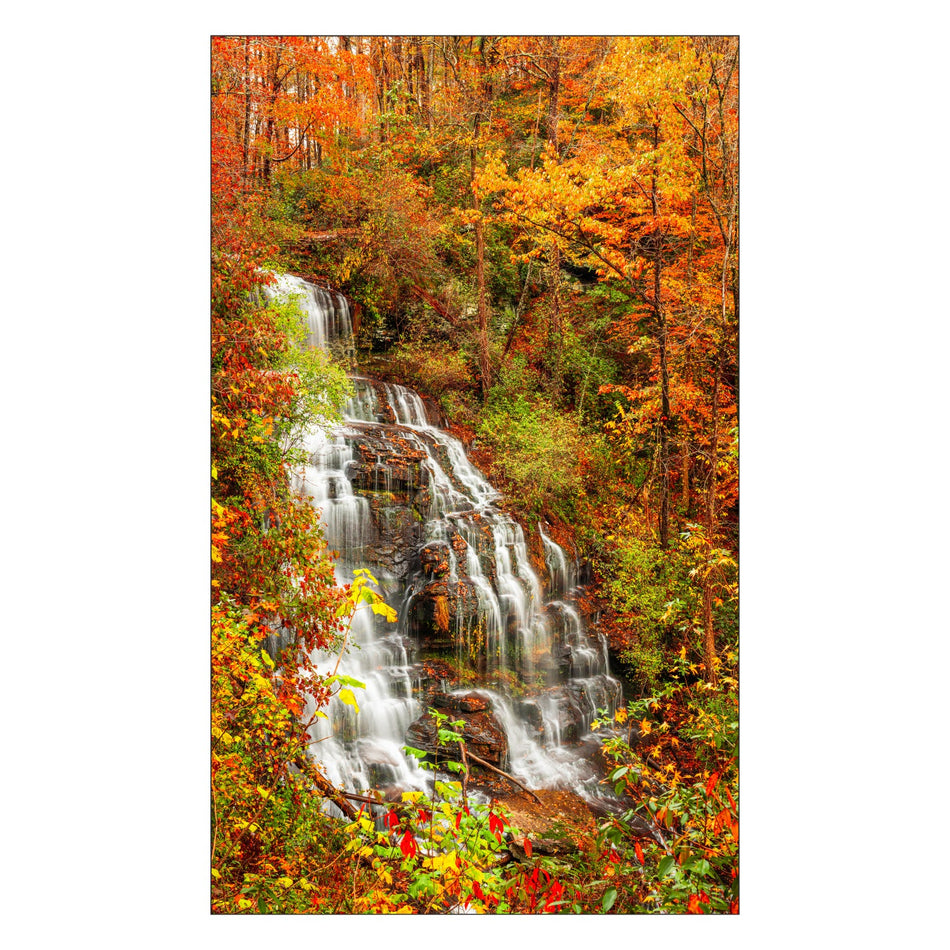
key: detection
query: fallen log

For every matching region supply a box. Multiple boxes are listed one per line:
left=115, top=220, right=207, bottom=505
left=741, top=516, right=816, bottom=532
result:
left=410, top=284, right=459, bottom=325
left=297, top=228, right=360, bottom=243
left=505, top=834, right=580, bottom=861
left=464, top=750, right=541, bottom=804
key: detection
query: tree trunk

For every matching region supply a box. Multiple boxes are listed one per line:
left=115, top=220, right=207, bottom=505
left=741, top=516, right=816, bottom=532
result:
left=651, top=120, right=671, bottom=550
left=545, top=36, right=561, bottom=149
left=546, top=39, right=563, bottom=400
left=470, top=41, right=495, bottom=401
left=475, top=217, right=491, bottom=399
left=241, top=37, right=251, bottom=185
left=657, top=251, right=670, bottom=550
left=702, top=205, right=735, bottom=687
left=682, top=451, right=690, bottom=514
left=703, top=351, right=721, bottom=687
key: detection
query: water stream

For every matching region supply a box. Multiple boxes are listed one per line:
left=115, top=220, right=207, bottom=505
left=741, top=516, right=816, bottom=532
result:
left=266, top=274, right=621, bottom=807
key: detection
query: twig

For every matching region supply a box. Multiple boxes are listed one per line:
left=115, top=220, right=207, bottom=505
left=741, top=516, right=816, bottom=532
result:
left=459, top=740, right=471, bottom=811
left=464, top=750, right=541, bottom=803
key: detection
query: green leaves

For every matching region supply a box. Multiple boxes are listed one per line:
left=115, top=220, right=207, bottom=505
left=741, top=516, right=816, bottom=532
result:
left=327, top=673, right=366, bottom=690
left=325, top=674, right=365, bottom=714
left=602, top=887, right=618, bottom=911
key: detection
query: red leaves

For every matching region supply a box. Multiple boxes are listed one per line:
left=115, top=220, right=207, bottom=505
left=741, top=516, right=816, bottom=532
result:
left=634, top=840, right=645, bottom=865
left=399, top=828, right=417, bottom=860
left=385, top=810, right=399, bottom=830
left=488, top=809, right=508, bottom=844
left=542, top=879, right=564, bottom=913
left=705, top=771, right=720, bottom=796
left=523, top=838, right=533, bottom=858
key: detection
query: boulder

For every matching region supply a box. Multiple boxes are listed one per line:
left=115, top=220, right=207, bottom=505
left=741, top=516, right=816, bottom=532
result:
left=407, top=577, right=483, bottom=652
left=405, top=702, right=509, bottom=770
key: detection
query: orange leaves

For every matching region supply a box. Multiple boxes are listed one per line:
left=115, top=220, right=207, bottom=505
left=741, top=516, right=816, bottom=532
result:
left=686, top=891, right=710, bottom=914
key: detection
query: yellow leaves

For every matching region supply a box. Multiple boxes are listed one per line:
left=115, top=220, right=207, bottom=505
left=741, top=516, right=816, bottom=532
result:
left=338, top=688, right=359, bottom=713
left=640, top=718, right=652, bottom=735
left=211, top=726, right=234, bottom=746
left=236, top=898, right=253, bottom=910
left=256, top=785, right=271, bottom=799
left=453, top=207, right=484, bottom=226
left=425, top=852, right=457, bottom=874
left=211, top=868, right=221, bottom=879
left=370, top=600, right=399, bottom=622
left=614, top=707, right=628, bottom=724
left=277, top=876, right=294, bottom=889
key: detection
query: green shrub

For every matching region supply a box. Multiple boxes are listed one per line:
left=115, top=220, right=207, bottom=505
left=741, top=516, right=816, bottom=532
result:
left=597, top=533, right=694, bottom=691
left=475, top=396, right=584, bottom=517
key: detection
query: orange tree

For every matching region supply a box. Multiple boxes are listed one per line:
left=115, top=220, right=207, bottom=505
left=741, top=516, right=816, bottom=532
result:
left=212, top=36, right=375, bottom=912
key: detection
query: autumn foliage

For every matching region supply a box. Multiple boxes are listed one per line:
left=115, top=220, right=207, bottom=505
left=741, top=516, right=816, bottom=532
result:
left=211, top=35, right=738, bottom=914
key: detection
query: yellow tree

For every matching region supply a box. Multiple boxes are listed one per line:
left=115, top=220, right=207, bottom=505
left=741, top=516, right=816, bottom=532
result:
left=478, top=36, right=699, bottom=547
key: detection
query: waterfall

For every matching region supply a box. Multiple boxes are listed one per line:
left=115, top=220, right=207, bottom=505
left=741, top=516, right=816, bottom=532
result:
left=273, top=273, right=621, bottom=805
left=263, top=271, right=356, bottom=364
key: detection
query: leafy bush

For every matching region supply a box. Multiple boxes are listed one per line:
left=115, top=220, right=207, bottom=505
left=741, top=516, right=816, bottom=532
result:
left=590, top=528, right=695, bottom=691
left=389, top=342, right=473, bottom=394
left=593, top=668, right=739, bottom=914
left=476, top=395, right=585, bottom=517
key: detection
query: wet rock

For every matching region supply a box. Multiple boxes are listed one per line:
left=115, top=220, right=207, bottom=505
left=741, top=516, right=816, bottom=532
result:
left=516, top=699, right=544, bottom=735
left=405, top=704, right=509, bottom=770
left=420, top=541, right=452, bottom=578
left=420, top=395, right=442, bottom=426
left=431, top=690, right=491, bottom=713
left=539, top=685, right=590, bottom=745
left=407, top=577, right=483, bottom=652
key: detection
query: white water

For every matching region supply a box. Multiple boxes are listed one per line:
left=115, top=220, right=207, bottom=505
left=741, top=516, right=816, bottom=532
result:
left=271, top=273, right=621, bottom=804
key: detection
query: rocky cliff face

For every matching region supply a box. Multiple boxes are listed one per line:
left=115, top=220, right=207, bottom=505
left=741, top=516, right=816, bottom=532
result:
left=271, top=274, right=621, bottom=804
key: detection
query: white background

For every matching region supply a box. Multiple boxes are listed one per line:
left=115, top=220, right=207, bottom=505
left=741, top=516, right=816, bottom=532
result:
left=3, top=3, right=946, bottom=946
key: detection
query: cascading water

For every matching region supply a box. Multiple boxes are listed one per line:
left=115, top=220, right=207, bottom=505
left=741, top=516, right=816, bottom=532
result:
left=270, top=273, right=621, bottom=806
